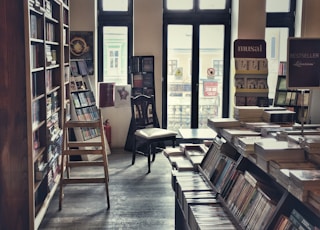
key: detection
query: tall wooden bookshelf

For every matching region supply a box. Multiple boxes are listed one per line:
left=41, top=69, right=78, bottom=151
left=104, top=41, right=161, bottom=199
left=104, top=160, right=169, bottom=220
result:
left=0, top=1, right=69, bottom=229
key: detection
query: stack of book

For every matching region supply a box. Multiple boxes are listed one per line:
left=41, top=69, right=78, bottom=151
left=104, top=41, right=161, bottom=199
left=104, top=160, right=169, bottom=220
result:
left=254, top=140, right=305, bottom=162
left=188, top=204, right=237, bottom=230
left=288, top=169, right=320, bottom=202
left=183, top=191, right=219, bottom=227
left=184, top=144, right=208, bottom=170
left=269, top=160, right=318, bottom=189
left=207, top=117, right=242, bottom=132
left=220, top=127, right=260, bottom=144
left=262, top=109, right=296, bottom=124
left=254, top=140, right=306, bottom=172
left=287, top=134, right=320, bottom=165
left=233, top=106, right=264, bottom=122
left=308, top=190, right=320, bottom=213
left=244, top=121, right=281, bottom=132
left=235, top=136, right=276, bottom=157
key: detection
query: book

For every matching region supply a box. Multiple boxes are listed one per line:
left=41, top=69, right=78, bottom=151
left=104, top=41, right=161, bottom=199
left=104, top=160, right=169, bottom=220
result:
left=220, top=127, right=260, bottom=143
left=254, top=140, right=305, bottom=161
left=289, top=169, right=320, bottom=190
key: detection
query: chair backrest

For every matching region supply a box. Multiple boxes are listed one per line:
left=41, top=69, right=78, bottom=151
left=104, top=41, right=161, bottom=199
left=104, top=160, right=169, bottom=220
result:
left=130, top=94, right=160, bottom=130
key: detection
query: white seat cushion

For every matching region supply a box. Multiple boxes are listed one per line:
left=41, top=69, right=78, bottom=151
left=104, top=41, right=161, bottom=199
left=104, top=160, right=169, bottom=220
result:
left=135, top=128, right=177, bottom=140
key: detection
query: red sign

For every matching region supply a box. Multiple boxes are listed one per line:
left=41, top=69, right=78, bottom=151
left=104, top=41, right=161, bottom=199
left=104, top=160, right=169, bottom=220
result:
left=203, top=81, right=218, bottom=96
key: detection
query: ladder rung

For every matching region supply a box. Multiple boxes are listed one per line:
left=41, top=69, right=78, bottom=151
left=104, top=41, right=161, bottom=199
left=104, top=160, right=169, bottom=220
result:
left=64, top=120, right=101, bottom=128
left=62, top=178, right=107, bottom=184
left=67, top=141, right=103, bottom=148
left=67, top=161, right=105, bottom=167
left=63, top=149, right=104, bottom=155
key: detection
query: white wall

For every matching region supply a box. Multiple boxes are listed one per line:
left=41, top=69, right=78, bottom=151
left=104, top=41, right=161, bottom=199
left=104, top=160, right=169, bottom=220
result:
left=133, top=0, right=163, bottom=123
left=70, top=0, right=163, bottom=149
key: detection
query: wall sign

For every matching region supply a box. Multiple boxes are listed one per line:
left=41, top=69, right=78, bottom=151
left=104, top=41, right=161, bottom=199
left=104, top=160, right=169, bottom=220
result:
left=287, top=38, right=320, bottom=89
left=234, top=39, right=266, bottom=58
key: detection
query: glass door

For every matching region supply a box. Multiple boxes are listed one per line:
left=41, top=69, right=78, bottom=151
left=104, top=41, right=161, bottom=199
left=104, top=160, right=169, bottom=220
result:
left=166, top=24, right=225, bottom=131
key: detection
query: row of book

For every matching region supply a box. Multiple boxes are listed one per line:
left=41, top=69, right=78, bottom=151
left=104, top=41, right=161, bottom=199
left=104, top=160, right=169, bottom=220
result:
left=30, top=14, right=42, bottom=39
left=45, top=45, right=57, bottom=66
left=70, top=60, right=89, bottom=76
left=80, top=126, right=101, bottom=141
left=235, top=58, right=268, bottom=74
left=173, top=170, right=238, bottom=229
left=132, top=73, right=154, bottom=88
left=75, top=105, right=99, bottom=121
left=47, top=91, right=59, bottom=117
left=234, top=58, right=269, bottom=106
left=45, top=22, right=56, bottom=42
left=71, top=90, right=95, bottom=108
left=225, top=170, right=280, bottom=230
left=275, top=209, right=320, bottom=230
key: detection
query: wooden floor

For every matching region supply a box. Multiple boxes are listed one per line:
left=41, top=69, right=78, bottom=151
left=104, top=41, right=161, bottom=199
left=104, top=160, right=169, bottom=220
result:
left=40, top=149, right=175, bottom=230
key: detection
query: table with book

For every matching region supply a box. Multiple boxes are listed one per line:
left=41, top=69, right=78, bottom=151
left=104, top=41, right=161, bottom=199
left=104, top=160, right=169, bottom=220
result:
left=171, top=106, right=320, bottom=230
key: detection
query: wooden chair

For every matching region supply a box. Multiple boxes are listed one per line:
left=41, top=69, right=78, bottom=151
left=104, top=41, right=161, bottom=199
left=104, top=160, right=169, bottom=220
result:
left=130, top=94, right=177, bottom=173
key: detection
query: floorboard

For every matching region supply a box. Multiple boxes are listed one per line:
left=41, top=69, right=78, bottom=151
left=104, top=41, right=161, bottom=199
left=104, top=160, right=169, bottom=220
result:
left=39, top=149, right=175, bottom=230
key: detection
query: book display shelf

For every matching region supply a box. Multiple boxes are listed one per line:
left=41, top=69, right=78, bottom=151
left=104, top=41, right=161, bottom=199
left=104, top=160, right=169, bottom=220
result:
left=129, top=55, right=155, bottom=96
left=69, top=60, right=111, bottom=161
left=274, top=62, right=310, bottom=124
left=125, top=55, right=157, bottom=151
left=234, top=39, right=269, bottom=107
left=173, top=117, right=320, bottom=230
left=26, top=0, right=70, bottom=229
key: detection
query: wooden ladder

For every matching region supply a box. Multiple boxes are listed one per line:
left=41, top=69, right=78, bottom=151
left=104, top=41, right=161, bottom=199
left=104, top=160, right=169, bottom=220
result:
left=59, top=112, right=110, bottom=210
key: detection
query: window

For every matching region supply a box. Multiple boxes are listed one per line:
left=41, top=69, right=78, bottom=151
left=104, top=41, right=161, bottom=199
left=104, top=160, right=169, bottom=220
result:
left=168, top=59, right=178, bottom=75
left=102, top=0, right=128, bottom=11
left=163, top=0, right=231, bottom=130
left=213, top=60, right=223, bottom=77
left=98, top=0, right=133, bottom=84
left=266, top=0, right=290, bottom=12
left=265, top=0, right=295, bottom=101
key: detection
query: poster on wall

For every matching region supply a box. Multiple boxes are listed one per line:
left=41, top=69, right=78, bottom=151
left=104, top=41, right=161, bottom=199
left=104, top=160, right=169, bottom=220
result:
left=99, top=82, right=115, bottom=107
left=70, top=31, right=94, bottom=75
left=114, top=85, right=131, bottom=108
left=287, top=38, right=320, bottom=89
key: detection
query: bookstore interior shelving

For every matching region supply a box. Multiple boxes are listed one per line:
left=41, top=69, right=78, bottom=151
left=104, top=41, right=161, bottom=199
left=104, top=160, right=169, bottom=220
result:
left=26, top=0, right=70, bottom=229
left=171, top=115, right=320, bottom=230
left=124, top=55, right=158, bottom=151
left=69, top=59, right=110, bottom=161
left=274, top=62, right=311, bottom=124
left=129, top=55, right=155, bottom=96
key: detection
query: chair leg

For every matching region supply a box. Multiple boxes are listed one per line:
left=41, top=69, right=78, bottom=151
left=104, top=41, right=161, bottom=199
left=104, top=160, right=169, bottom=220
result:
left=147, top=145, right=151, bottom=173
left=151, top=143, right=156, bottom=162
left=132, top=137, right=136, bottom=165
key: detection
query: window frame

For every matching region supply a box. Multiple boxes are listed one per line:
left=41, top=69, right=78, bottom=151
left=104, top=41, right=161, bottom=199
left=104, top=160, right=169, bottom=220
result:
left=163, top=0, right=232, bottom=128
left=97, top=0, right=133, bottom=83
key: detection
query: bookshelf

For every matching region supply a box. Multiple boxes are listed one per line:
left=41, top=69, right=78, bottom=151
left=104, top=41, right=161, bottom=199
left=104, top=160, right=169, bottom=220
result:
left=124, top=55, right=157, bottom=151
left=233, top=39, right=269, bottom=107
left=129, top=55, right=155, bottom=96
left=173, top=119, right=320, bottom=229
left=69, top=60, right=111, bottom=161
left=274, top=74, right=311, bottom=124
left=22, top=0, right=70, bottom=229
